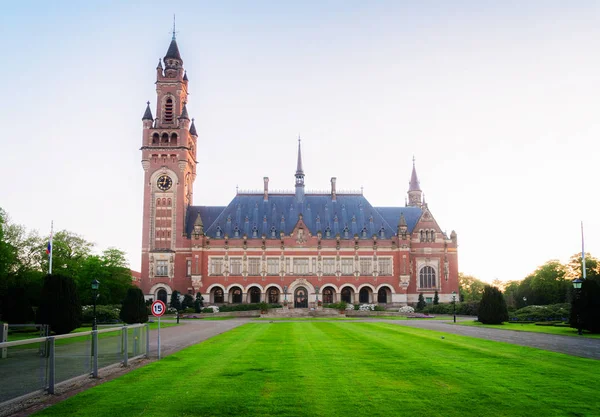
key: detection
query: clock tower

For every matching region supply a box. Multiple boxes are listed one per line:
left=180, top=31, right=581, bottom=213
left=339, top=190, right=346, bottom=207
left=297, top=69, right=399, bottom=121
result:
left=140, top=34, right=198, bottom=292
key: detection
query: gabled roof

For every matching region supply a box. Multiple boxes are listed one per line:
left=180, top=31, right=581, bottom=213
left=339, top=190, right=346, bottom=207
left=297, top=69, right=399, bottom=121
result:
left=186, top=193, right=423, bottom=239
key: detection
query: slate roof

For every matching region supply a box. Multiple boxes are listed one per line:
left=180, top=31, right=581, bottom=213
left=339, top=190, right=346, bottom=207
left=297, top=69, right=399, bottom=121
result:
left=142, top=102, right=153, bottom=121
left=186, top=194, right=422, bottom=239
left=164, top=39, right=182, bottom=62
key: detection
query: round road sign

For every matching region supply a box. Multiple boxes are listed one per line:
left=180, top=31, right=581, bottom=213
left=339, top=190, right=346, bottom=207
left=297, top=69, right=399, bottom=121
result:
left=151, top=300, right=166, bottom=317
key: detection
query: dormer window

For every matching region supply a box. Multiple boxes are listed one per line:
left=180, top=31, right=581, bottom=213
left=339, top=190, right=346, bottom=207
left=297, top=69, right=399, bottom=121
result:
left=343, top=226, right=349, bottom=239
left=234, top=226, right=240, bottom=238
left=379, top=227, right=385, bottom=239
left=216, top=227, right=222, bottom=238
left=252, top=226, right=258, bottom=238
left=361, top=228, right=368, bottom=238
left=325, top=227, right=331, bottom=238
left=270, top=226, right=277, bottom=238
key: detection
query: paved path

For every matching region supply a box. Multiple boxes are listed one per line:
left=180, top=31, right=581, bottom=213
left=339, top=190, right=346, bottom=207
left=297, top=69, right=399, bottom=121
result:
left=378, top=318, right=600, bottom=360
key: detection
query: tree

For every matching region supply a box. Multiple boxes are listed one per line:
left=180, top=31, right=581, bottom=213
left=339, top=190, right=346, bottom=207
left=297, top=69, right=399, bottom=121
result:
left=565, top=253, right=600, bottom=282
left=459, top=273, right=486, bottom=302
left=120, top=288, right=148, bottom=324
left=433, top=291, right=439, bottom=305
left=78, top=249, right=134, bottom=306
left=521, top=260, right=569, bottom=306
left=416, top=293, right=426, bottom=311
left=194, top=292, right=204, bottom=313
left=478, top=285, right=509, bottom=325
left=170, top=290, right=181, bottom=311
left=37, top=274, right=82, bottom=334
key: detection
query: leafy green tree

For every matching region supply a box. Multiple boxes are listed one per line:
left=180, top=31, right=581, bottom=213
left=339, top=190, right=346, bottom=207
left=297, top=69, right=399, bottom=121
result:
left=565, top=253, right=600, bottom=281
left=78, top=249, right=133, bottom=306
left=120, top=287, right=148, bottom=324
left=433, top=291, right=439, bottom=305
left=459, top=273, right=486, bottom=302
left=416, top=293, right=426, bottom=311
left=194, top=292, right=204, bottom=313
left=37, top=274, right=82, bottom=334
left=170, top=290, right=181, bottom=311
left=478, top=285, right=509, bottom=325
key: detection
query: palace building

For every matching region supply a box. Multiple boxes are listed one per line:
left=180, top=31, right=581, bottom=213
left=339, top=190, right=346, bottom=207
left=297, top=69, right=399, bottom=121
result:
left=138, top=35, right=459, bottom=308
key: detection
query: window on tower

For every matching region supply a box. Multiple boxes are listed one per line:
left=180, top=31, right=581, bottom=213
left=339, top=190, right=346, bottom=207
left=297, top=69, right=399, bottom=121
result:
left=164, top=98, right=174, bottom=124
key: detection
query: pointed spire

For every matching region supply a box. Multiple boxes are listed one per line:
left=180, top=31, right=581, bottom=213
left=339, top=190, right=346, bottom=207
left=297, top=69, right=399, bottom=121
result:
left=180, top=103, right=189, bottom=120
left=399, top=212, right=407, bottom=227
left=296, top=135, right=304, bottom=175
left=189, top=118, right=198, bottom=137
left=142, top=101, right=153, bottom=121
left=156, top=59, right=163, bottom=70
left=408, top=156, right=421, bottom=192
left=164, top=39, right=183, bottom=62
left=183, top=70, right=188, bottom=81
left=193, top=212, right=203, bottom=234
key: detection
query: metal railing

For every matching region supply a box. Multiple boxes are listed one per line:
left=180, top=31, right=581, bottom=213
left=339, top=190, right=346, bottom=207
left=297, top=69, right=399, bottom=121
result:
left=0, top=323, right=149, bottom=408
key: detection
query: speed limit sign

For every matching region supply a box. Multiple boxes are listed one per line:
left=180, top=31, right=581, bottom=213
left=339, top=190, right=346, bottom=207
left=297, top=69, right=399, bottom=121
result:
left=151, top=300, right=166, bottom=317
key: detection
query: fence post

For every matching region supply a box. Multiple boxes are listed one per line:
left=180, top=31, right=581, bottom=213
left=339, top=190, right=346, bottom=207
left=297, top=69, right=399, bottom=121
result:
left=145, top=323, right=150, bottom=358
left=92, top=330, right=98, bottom=378
left=133, top=326, right=139, bottom=357
left=122, top=326, right=128, bottom=367
left=48, top=336, right=55, bottom=394
left=0, top=323, right=7, bottom=359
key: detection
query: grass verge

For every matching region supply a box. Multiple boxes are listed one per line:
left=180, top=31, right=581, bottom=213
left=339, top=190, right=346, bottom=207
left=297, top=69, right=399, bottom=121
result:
left=456, top=320, right=600, bottom=338
left=33, top=322, right=600, bottom=417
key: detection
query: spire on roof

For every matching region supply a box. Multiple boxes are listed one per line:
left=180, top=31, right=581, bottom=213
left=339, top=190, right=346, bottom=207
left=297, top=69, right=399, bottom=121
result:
left=142, top=101, right=153, bottom=121
left=296, top=135, right=304, bottom=176
left=183, top=70, right=188, bottom=81
left=189, top=118, right=198, bottom=137
left=156, top=59, right=163, bottom=70
left=408, top=156, right=421, bottom=192
left=180, top=103, right=189, bottom=120
left=399, top=212, right=407, bottom=227
left=164, top=39, right=182, bottom=62
left=193, top=212, right=204, bottom=235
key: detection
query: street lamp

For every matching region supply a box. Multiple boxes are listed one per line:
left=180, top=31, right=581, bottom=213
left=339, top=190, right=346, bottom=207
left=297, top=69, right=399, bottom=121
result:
left=91, top=279, right=100, bottom=331
left=522, top=296, right=527, bottom=306
left=452, top=291, right=456, bottom=323
left=572, top=278, right=583, bottom=335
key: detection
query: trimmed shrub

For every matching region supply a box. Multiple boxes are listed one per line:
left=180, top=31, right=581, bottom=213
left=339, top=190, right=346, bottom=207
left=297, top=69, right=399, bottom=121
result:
left=37, top=274, right=82, bottom=335
left=1, top=285, right=35, bottom=324
left=170, top=291, right=181, bottom=311
left=570, top=278, right=600, bottom=333
left=194, top=293, right=204, bottom=313
left=82, top=305, right=120, bottom=324
left=120, top=288, right=148, bottom=324
left=509, top=304, right=570, bottom=322
left=416, top=293, right=426, bottom=311
left=433, top=291, right=439, bottom=305
left=478, top=285, right=509, bottom=324
left=182, top=294, right=194, bottom=310
left=218, top=303, right=281, bottom=312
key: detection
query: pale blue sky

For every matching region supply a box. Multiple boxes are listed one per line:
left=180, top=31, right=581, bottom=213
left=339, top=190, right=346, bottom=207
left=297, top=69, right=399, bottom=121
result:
left=1, top=1, right=598, bottom=282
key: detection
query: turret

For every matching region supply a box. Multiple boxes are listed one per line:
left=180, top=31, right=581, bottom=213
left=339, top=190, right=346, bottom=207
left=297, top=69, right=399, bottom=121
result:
left=142, top=101, right=153, bottom=129
left=407, top=157, right=423, bottom=207
left=295, top=137, right=305, bottom=203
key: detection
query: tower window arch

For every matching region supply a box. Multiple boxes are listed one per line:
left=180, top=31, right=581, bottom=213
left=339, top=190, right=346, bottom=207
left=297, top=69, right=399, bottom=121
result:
left=216, top=226, right=222, bottom=238
left=419, top=266, right=436, bottom=289
left=171, top=133, right=178, bottom=145
left=152, top=133, right=159, bottom=144
left=161, top=133, right=169, bottom=143
left=420, top=230, right=425, bottom=242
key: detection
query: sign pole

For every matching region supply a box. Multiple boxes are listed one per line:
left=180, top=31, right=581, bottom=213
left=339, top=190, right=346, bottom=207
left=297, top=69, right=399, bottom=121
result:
left=158, top=316, right=161, bottom=360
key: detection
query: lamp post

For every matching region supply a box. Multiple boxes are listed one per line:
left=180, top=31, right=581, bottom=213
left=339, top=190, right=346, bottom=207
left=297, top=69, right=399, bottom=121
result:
left=91, top=279, right=100, bottom=331
left=572, top=278, right=583, bottom=335
left=522, top=296, right=527, bottom=306
left=452, top=291, right=456, bottom=323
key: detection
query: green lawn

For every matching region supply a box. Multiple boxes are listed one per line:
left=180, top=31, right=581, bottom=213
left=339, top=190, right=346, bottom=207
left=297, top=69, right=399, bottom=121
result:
left=34, top=322, right=600, bottom=417
left=456, top=320, right=600, bottom=338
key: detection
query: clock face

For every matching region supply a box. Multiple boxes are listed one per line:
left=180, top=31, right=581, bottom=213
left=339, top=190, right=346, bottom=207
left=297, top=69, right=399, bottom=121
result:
left=157, top=175, right=173, bottom=191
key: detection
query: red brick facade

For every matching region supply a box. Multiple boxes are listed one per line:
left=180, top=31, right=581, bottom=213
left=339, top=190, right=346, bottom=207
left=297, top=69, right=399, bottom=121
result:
left=138, top=38, right=459, bottom=308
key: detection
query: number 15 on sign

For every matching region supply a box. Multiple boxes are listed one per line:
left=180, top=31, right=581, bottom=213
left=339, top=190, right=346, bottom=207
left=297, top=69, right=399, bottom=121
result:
left=151, top=301, right=166, bottom=359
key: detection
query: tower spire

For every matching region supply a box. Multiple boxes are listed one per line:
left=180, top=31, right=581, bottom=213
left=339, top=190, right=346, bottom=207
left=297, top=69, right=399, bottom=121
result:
left=407, top=157, right=423, bottom=207
left=295, top=136, right=305, bottom=202
left=172, top=14, right=177, bottom=40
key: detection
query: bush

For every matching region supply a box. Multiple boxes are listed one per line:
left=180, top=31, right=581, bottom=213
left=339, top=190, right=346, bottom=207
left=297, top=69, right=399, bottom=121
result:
left=324, top=301, right=348, bottom=311
left=182, top=294, right=194, bottom=310
left=202, top=306, right=219, bottom=313
left=1, top=285, right=35, bottom=324
left=194, top=293, right=204, bottom=313
left=399, top=306, right=415, bottom=314
left=120, top=288, right=148, bottom=324
left=374, top=305, right=386, bottom=311
left=82, top=305, right=120, bottom=324
left=433, top=291, right=439, bottom=305
left=170, top=291, right=181, bottom=311
left=183, top=307, right=195, bottom=313
left=416, top=293, right=426, bottom=311
left=37, top=274, right=82, bottom=334
left=509, top=304, right=570, bottom=322
left=478, top=285, right=509, bottom=324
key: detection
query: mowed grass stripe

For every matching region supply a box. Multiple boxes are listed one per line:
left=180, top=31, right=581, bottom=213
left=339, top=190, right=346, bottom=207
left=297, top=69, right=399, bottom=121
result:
left=34, top=323, right=600, bottom=417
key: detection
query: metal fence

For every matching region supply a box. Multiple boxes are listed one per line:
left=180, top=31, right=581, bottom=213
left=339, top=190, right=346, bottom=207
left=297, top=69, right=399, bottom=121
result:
left=0, top=323, right=149, bottom=407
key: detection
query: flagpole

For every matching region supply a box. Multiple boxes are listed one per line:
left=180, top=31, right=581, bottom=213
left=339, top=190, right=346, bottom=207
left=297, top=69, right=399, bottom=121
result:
left=581, top=221, right=586, bottom=280
left=49, top=221, right=53, bottom=275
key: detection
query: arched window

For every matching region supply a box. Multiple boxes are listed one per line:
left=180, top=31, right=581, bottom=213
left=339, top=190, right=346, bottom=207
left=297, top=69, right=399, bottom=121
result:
left=152, top=133, right=159, bottom=144
left=270, top=226, right=277, bottom=238
left=430, top=230, right=435, bottom=242
left=425, top=230, right=430, bottom=242
left=164, top=98, right=174, bottom=123
left=157, top=289, right=168, bottom=303
left=156, top=199, right=161, bottom=206
left=359, top=288, right=369, bottom=303
left=341, top=287, right=352, bottom=303
left=231, top=288, right=242, bottom=303
left=161, top=133, right=169, bottom=143
left=214, top=288, right=224, bottom=303
left=249, top=287, right=261, bottom=303
left=377, top=288, right=388, bottom=303
left=420, top=230, right=425, bottom=242
left=323, top=288, right=334, bottom=304
left=170, top=133, right=178, bottom=145
left=419, top=266, right=436, bottom=289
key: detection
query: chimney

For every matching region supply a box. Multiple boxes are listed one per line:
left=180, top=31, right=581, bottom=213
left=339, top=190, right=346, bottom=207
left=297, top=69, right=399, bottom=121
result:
left=331, top=177, right=337, bottom=201
left=263, top=177, right=269, bottom=201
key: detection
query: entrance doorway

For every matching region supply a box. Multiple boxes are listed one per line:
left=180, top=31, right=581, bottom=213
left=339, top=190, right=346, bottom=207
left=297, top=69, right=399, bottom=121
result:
left=294, top=287, right=308, bottom=308
left=157, top=289, right=168, bottom=304
left=249, top=287, right=261, bottom=303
